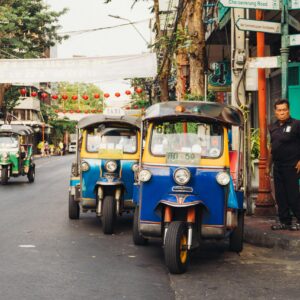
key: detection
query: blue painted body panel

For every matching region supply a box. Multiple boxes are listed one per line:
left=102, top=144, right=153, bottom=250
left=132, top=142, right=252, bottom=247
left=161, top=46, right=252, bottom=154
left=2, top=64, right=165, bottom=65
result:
left=70, top=178, right=80, bottom=187
left=138, top=165, right=243, bottom=226
left=80, top=158, right=137, bottom=201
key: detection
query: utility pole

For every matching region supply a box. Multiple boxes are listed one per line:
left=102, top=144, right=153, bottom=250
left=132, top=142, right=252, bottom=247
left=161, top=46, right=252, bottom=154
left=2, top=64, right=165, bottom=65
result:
left=255, top=10, right=275, bottom=215
left=281, top=0, right=289, bottom=99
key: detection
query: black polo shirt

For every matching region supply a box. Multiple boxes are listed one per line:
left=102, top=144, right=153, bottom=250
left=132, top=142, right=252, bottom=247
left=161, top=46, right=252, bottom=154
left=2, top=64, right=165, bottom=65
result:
left=269, top=117, right=300, bottom=167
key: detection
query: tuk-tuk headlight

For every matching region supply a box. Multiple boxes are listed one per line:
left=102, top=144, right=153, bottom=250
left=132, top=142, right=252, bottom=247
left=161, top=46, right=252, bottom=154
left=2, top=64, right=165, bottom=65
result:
left=81, top=161, right=90, bottom=172
left=174, top=168, right=191, bottom=185
left=139, top=169, right=152, bottom=182
left=216, top=172, right=230, bottom=186
left=105, top=160, right=117, bottom=173
left=131, top=163, right=139, bottom=172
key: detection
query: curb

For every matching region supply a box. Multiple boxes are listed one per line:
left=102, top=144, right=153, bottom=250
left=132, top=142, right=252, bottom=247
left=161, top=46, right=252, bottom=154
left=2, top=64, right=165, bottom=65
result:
left=244, top=216, right=300, bottom=251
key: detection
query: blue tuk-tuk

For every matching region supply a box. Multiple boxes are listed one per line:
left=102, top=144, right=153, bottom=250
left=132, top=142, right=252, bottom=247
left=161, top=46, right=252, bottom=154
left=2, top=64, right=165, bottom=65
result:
left=69, top=113, right=140, bottom=234
left=132, top=101, right=244, bottom=273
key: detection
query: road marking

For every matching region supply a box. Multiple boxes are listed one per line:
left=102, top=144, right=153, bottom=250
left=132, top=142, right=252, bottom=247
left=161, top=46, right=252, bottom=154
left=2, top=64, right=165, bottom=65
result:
left=18, top=244, right=36, bottom=248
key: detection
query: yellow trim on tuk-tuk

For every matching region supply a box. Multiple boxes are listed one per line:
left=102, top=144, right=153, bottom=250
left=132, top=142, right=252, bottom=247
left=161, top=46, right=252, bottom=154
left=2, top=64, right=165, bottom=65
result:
left=80, top=130, right=140, bottom=160
left=142, top=123, right=230, bottom=168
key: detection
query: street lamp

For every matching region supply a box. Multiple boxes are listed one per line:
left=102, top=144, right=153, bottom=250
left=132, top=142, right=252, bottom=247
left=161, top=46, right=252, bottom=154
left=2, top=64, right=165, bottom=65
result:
left=108, top=14, right=149, bottom=45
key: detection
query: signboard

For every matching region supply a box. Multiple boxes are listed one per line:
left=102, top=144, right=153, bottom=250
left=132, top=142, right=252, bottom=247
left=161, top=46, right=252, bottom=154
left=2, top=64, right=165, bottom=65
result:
left=219, top=0, right=281, bottom=10
left=288, top=0, right=300, bottom=9
left=247, top=56, right=281, bottom=69
left=288, top=14, right=300, bottom=31
left=103, top=107, right=125, bottom=117
left=289, top=34, right=300, bottom=46
left=236, top=18, right=281, bottom=34
left=208, top=61, right=231, bottom=92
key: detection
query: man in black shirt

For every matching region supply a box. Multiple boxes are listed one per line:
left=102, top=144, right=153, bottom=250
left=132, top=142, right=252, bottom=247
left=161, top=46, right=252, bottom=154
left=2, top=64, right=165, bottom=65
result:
left=268, top=99, right=300, bottom=230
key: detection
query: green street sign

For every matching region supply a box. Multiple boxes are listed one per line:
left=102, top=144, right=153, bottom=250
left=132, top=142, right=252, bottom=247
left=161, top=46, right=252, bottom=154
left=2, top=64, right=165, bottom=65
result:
left=236, top=18, right=281, bottom=34
left=289, top=34, right=300, bottom=46
left=288, top=0, right=300, bottom=9
left=220, top=0, right=281, bottom=10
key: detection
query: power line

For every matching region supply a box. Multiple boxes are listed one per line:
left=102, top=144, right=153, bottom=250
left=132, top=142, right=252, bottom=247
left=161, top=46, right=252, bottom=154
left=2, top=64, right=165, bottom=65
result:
left=59, top=19, right=150, bottom=36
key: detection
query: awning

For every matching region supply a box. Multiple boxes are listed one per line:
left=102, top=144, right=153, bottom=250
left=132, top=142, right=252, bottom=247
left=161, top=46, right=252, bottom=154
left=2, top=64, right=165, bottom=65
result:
left=0, top=53, right=157, bottom=84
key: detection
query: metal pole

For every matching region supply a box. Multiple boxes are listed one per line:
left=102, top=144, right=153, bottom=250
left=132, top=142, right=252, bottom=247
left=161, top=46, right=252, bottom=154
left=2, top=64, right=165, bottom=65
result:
left=281, top=0, right=289, bottom=99
left=255, top=10, right=275, bottom=215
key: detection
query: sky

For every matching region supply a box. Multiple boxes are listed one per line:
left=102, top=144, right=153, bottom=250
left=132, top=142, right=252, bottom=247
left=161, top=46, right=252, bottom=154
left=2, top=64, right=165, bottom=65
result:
left=45, top=0, right=153, bottom=104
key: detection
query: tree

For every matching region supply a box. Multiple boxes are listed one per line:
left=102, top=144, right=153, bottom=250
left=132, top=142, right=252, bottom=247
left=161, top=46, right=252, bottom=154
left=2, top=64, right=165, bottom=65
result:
left=0, top=0, right=68, bottom=110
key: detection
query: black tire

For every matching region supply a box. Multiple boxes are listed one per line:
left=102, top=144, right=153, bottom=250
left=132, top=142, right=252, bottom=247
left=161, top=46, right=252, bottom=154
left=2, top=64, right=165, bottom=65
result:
left=229, top=210, right=244, bottom=252
left=27, top=164, right=35, bottom=183
left=132, top=206, right=148, bottom=245
left=1, top=167, right=9, bottom=185
left=102, top=195, right=116, bottom=234
left=69, top=193, right=80, bottom=219
left=164, top=221, right=189, bottom=274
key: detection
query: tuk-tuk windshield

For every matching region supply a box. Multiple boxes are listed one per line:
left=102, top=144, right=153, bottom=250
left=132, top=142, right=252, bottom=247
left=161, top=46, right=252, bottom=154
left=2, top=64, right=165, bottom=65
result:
left=86, top=127, right=137, bottom=154
left=150, top=121, right=223, bottom=160
left=0, top=135, right=19, bottom=149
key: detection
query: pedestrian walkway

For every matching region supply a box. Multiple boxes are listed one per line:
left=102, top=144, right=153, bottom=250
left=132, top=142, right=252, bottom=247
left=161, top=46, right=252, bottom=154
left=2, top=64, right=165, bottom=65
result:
left=244, top=215, right=300, bottom=251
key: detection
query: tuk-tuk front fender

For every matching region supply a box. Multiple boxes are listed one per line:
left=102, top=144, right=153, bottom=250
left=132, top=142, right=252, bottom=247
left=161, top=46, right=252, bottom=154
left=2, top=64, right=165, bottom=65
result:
left=155, top=194, right=209, bottom=214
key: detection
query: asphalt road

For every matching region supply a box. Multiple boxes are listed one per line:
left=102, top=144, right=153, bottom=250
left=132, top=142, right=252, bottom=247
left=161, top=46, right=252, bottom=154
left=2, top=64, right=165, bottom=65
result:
left=0, top=155, right=300, bottom=300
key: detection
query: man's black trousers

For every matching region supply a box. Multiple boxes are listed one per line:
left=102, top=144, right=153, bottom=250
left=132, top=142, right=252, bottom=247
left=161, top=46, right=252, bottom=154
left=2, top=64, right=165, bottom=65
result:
left=273, top=165, right=300, bottom=224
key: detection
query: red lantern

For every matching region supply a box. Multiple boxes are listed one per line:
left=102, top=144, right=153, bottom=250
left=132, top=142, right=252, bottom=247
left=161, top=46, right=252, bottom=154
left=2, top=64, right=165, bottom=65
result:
left=63, top=110, right=67, bottom=114
left=20, top=88, right=27, bottom=96
left=54, top=109, right=59, bottom=113
left=31, top=91, right=37, bottom=97
left=82, top=95, right=89, bottom=100
left=94, top=93, right=100, bottom=99
left=62, top=94, right=68, bottom=100
left=91, top=109, right=96, bottom=113
left=51, top=94, right=58, bottom=100
left=133, top=105, right=138, bottom=109
left=76, top=109, right=81, bottom=113
left=135, top=87, right=143, bottom=94
left=41, top=92, right=48, bottom=99
left=115, top=92, right=120, bottom=97
left=97, top=109, right=102, bottom=113
left=125, top=106, right=130, bottom=110
left=69, top=110, right=74, bottom=114
left=72, top=95, right=78, bottom=101
left=125, top=90, right=131, bottom=95
left=104, top=93, right=110, bottom=98
left=84, top=110, right=89, bottom=114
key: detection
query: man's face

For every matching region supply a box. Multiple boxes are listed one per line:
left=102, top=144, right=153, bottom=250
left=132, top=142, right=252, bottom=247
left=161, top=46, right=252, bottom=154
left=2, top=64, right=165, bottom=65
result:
left=274, top=103, right=290, bottom=122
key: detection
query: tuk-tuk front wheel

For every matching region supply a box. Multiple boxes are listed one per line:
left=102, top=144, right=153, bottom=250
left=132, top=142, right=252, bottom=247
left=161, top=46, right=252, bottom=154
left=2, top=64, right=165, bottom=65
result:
left=69, top=193, right=80, bottom=220
left=27, top=165, right=35, bottom=183
left=229, top=210, right=244, bottom=252
left=164, top=221, right=189, bottom=274
left=102, top=195, right=116, bottom=234
left=132, top=206, right=148, bottom=245
left=1, top=167, right=9, bottom=185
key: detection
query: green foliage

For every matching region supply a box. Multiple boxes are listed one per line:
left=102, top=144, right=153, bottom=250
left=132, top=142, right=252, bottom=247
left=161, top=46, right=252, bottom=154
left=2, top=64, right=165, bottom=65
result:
left=184, top=91, right=216, bottom=102
left=49, top=119, right=76, bottom=146
left=3, top=86, right=20, bottom=112
left=130, top=78, right=152, bottom=108
left=0, top=0, right=68, bottom=59
left=250, top=128, right=260, bottom=161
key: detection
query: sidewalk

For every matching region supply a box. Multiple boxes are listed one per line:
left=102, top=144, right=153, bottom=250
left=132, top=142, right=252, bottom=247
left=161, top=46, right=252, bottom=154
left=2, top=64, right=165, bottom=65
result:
left=244, top=215, right=300, bottom=251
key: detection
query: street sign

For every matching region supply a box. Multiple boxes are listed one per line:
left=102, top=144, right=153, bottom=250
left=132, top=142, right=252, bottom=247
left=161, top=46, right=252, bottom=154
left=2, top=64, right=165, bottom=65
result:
left=289, top=34, right=300, bottom=46
left=288, top=0, right=300, bottom=9
left=220, top=0, right=281, bottom=10
left=236, top=18, right=281, bottom=34
left=288, top=15, right=300, bottom=31
left=247, top=56, right=281, bottom=69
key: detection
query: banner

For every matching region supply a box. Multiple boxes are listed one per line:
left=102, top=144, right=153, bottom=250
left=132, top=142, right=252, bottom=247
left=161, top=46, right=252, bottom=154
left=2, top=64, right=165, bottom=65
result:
left=0, top=53, right=157, bottom=84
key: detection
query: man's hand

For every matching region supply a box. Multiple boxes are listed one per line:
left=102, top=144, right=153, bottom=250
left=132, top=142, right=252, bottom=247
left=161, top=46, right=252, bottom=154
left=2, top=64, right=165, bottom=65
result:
left=295, top=160, right=300, bottom=174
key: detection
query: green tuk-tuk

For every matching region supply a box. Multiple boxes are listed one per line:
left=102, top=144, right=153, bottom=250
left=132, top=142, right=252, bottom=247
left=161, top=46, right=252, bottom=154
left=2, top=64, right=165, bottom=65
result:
left=0, top=124, right=35, bottom=184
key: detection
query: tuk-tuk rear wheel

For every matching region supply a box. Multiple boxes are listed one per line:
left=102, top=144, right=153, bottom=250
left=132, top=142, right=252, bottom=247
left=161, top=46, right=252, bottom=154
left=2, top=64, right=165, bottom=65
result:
left=229, top=210, right=244, bottom=252
left=69, top=193, right=80, bottom=219
left=1, top=167, right=9, bottom=185
left=164, top=221, right=189, bottom=274
left=102, top=195, right=116, bottom=234
left=27, top=165, right=35, bottom=183
left=132, top=206, right=148, bottom=245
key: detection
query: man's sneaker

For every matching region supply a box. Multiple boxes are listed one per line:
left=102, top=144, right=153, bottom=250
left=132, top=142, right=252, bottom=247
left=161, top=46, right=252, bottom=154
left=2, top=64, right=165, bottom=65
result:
left=271, top=222, right=291, bottom=230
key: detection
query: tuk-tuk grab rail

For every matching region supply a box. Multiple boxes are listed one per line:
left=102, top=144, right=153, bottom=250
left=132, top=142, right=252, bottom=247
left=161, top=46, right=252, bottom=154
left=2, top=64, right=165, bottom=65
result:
left=143, top=101, right=244, bottom=128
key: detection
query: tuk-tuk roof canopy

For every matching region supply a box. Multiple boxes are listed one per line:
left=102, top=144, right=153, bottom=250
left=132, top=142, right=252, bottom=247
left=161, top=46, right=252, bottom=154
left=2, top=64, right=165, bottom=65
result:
left=77, top=114, right=141, bottom=130
left=143, top=101, right=244, bottom=127
left=0, top=124, right=34, bottom=135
